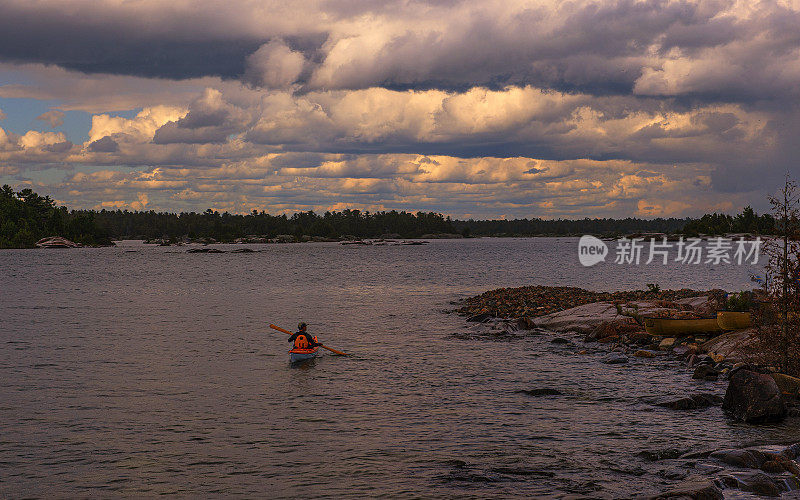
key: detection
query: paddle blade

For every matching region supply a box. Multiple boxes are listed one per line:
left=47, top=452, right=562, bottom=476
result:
left=270, top=324, right=293, bottom=335
left=320, top=344, right=348, bottom=356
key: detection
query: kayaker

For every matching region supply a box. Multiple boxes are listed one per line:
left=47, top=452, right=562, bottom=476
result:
left=288, top=322, right=321, bottom=349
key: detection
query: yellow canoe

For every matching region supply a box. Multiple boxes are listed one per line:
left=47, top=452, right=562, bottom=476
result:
left=644, top=317, right=723, bottom=336
left=716, top=311, right=751, bottom=330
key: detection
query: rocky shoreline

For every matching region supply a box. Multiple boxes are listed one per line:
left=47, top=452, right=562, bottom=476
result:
left=455, top=285, right=800, bottom=498
left=458, top=285, right=726, bottom=320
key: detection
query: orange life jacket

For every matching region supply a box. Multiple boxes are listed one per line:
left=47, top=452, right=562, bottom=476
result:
left=291, top=334, right=318, bottom=353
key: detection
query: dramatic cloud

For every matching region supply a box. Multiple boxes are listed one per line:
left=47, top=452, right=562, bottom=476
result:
left=243, top=41, right=306, bottom=89
left=0, top=0, right=799, bottom=217
left=35, top=109, right=65, bottom=128
left=19, top=153, right=741, bottom=219
left=0, top=63, right=224, bottom=112
left=87, top=136, right=119, bottom=153
left=0, top=0, right=795, bottom=97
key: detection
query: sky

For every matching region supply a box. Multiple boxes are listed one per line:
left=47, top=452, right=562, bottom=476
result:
left=0, top=0, right=798, bottom=219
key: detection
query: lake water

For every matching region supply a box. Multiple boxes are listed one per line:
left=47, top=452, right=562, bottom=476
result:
left=2, top=237, right=796, bottom=498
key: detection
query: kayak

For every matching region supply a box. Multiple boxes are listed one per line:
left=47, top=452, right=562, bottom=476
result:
left=643, top=317, right=722, bottom=336
left=716, top=311, right=751, bottom=330
left=289, top=347, right=319, bottom=363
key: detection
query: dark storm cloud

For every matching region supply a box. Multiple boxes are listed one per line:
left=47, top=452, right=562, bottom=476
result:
left=153, top=121, right=233, bottom=144
left=87, top=136, right=119, bottom=153
left=0, top=27, right=261, bottom=79
left=0, top=2, right=328, bottom=81
left=152, top=89, right=249, bottom=144
left=0, top=0, right=791, bottom=99
left=43, top=140, right=73, bottom=153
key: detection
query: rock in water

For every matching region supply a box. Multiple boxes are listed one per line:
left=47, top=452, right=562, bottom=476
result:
left=722, top=370, right=787, bottom=423
left=634, top=350, right=656, bottom=358
left=657, top=393, right=723, bottom=410
left=770, top=373, right=800, bottom=399
left=672, top=345, right=691, bottom=357
left=657, top=397, right=699, bottom=410
left=693, top=365, right=719, bottom=380
left=35, top=236, right=80, bottom=248
left=726, top=471, right=782, bottom=496
left=466, top=313, right=492, bottom=323
left=516, top=388, right=563, bottom=396
left=649, top=476, right=723, bottom=500
left=602, top=353, right=628, bottom=364
left=628, top=332, right=651, bottom=345
left=709, top=448, right=770, bottom=468
left=658, top=337, right=676, bottom=350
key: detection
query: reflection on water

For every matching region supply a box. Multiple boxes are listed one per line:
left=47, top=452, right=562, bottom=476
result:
left=1, top=238, right=793, bottom=498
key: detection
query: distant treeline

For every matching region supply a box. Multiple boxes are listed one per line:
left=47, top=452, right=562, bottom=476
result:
left=454, top=206, right=778, bottom=237
left=0, top=186, right=111, bottom=248
left=0, top=185, right=781, bottom=248
left=681, top=207, right=777, bottom=236
left=91, top=208, right=456, bottom=241
left=451, top=217, right=689, bottom=237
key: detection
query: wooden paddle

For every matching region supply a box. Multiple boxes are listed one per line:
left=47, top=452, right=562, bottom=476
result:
left=269, top=324, right=349, bottom=356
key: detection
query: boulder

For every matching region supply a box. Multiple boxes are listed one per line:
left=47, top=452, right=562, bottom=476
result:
left=709, top=448, right=770, bottom=468
left=634, top=350, right=657, bottom=358
left=693, top=393, right=724, bottom=406
left=657, top=393, right=723, bottom=410
left=531, top=301, right=620, bottom=333
left=649, top=476, right=723, bottom=500
left=659, top=337, right=676, bottom=350
left=674, top=295, right=718, bottom=315
left=760, top=460, right=785, bottom=473
left=628, top=332, right=652, bottom=344
left=776, top=454, right=800, bottom=476
left=516, top=388, right=563, bottom=396
left=512, top=317, right=532, bottom=330
left=657, top=397, right=700, bottom=410
left=693, top=365, right=719, bottom=380
left=466, top=313, right=492, bottom=323
left=672, top=344, right=691, bottom=357
left=730, top=362, right=749, bottom=376
left=35, top=236, right=80, bottom=248
left=725, top=471, right=782, bottom=496
left=723, top=370, right=787, bottom=423
left=700, top=330, right=758, bottom=364
left=780, top=443, right=800, bottom=460
left=770, top=373, right=800, bottom=399
left=602, top=353, right=629, bottom=365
